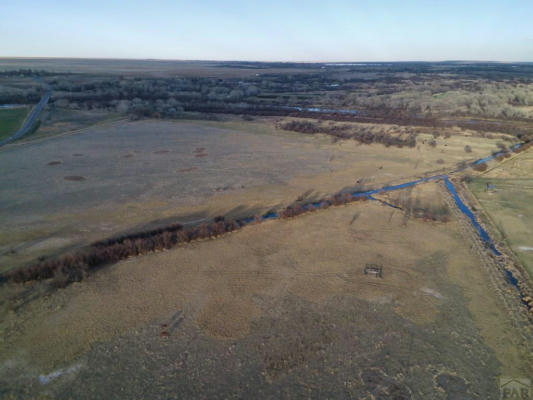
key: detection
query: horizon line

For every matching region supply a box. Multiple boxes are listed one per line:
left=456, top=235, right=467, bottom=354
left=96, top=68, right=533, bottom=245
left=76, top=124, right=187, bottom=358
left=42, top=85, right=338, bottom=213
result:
left=1, top=56, right=533, bottom=64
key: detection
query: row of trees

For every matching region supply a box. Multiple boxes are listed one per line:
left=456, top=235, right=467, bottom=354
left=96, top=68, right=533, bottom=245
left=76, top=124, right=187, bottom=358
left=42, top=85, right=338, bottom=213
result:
left=412, top=204, right=451, bottom=223
left=512, top=141, right=533, bottom=153
left=6, top=67, right=532, bottom=139
left=469, top=141, right=532, bottom=172
left=387, top=195, right=451, bottom=223
left=278, top=193, right=368, bottom=219
left=44, top=72, right=343, bottom=116
left=2, top=217, right=241, bottom=284
left=278, top=120, right=417, bottom=148
left=2, top=189, right=376, bottom=286
left=0, top=69, right=54, bottom=77
left=342, top=79, right=533, bottom=120
left=0, top=90, right=42, bottom=105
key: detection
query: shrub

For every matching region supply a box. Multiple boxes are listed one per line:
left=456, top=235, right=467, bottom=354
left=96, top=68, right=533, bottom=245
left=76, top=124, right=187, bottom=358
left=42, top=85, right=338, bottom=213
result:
left=462, top=174, right=473, bottom=183
left=496, top=142, right=507, bottom=151
left=472, top=162, right=488, bottom=172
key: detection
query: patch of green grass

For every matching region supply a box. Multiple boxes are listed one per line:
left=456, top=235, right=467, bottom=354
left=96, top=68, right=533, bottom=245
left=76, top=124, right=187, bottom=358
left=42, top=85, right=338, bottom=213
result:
left=0, top=107, right=29, bottom=140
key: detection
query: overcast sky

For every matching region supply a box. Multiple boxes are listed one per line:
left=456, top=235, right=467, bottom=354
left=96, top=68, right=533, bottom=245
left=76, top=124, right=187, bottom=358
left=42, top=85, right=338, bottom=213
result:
left=1, top=0, right=532, bottom=61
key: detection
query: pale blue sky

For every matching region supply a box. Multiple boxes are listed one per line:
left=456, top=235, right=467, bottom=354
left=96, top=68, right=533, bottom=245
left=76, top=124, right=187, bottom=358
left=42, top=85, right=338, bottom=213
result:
left=1, top=0, right=532, bottom=61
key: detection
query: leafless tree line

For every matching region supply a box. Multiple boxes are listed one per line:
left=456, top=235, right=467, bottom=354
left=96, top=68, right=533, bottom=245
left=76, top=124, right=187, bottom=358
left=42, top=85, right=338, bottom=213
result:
left=278, top=120, right=417, bottom=148
left=278, top=193, right=368, bottom=219
left=387, top=195, right=451, bottom=223
left=1, top=190, right=371, bottom=286
left=2, top=217, right=240, bottom=285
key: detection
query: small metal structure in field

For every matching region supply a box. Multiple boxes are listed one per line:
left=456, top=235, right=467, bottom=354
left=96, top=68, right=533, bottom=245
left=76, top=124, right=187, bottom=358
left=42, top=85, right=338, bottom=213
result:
left=364, top=263, right=383, bottom=278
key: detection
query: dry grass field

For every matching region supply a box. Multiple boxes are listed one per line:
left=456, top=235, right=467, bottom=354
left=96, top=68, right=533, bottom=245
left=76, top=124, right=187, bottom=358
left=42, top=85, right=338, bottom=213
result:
left=0, top=118, right=506, bottom=272
left=1, top=193, right=529, bottom=398
left=35, top=107, right=123, bottom=139
left=467, top=149, right=533, bottom=279
left=1, top=53, right=533, bottom=400
left=1, top=98, right=530, bottom=399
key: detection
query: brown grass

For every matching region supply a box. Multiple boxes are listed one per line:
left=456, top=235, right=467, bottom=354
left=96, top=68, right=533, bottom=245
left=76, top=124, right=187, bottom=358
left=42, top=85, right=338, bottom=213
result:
left=2, top=198, right=524, bottom=375
left=1, top=188, right=372, bottom=286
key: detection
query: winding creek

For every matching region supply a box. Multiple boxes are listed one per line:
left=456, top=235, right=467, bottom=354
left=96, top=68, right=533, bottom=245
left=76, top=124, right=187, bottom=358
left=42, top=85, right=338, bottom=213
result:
left=234, top=142, right=529, bottom=307
left=443, top=177, right=501, bottom=256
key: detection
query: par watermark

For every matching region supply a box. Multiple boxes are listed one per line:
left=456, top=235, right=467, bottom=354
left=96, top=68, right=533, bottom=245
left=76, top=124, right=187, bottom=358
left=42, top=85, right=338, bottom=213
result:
left=500, top=377, right=531, bottom=399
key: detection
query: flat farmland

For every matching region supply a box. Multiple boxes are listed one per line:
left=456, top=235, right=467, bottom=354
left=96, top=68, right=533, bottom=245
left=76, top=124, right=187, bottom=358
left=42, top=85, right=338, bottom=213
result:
left=35, top=107, right=123, bottom=139
left=1, top=196, right=529, bottom=398
left=467, top=149, right=533, bottom=279
left=0, top=118, right=505, bottom=271
left=1, top=59, right=532, bottom=400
